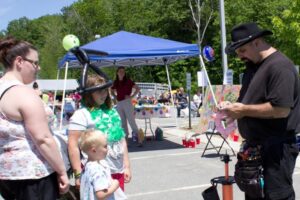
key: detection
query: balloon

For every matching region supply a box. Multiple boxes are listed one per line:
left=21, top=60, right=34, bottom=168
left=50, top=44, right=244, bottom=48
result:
left=202, top=46, right=215, bottom=62
left=62, top=34, right=80, bottom=51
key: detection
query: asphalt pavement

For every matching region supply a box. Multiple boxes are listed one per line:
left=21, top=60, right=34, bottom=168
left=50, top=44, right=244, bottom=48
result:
left=0, top=116, right=298, bottom=200
left=125, top=116, right=300, bottom=200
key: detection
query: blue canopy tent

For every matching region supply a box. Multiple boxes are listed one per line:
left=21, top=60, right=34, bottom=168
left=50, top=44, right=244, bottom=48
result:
left=58, top=31, right=199, bottom=100
left=57, top=31, right=199, bottom=127
left=59, top=31, right=199, bottom=68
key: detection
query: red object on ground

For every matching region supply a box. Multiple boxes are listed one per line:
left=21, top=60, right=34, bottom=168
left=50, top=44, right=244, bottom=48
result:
left=182, top=139, right=187, bottom=147
left=185, top=140, right=190, bottom=148
left=190, top=140, right=196, bottom=148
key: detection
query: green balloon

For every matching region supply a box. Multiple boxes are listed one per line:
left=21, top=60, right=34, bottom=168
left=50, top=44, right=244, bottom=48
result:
left=62, top=34, right=80, bottom=51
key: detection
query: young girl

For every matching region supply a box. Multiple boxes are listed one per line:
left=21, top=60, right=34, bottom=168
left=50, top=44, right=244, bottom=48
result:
left=111, top=67, right=140, bottom=141
left=68, top=74, right=131, bottom=191
left=79, top=129, right=126, bottom=200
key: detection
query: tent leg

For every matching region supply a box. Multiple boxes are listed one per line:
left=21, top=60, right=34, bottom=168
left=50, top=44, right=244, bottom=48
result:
left=165, top=64, right=174, bottom=105
left=198, top=55, right=218, bottom=106
left=53, top=69, right=61, bottom=112
left=165, top=64, right=178, bottom=127
left=59, top=62, right=69, bottom=130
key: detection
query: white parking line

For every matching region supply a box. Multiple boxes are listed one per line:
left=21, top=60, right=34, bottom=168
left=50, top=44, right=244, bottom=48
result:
left=294, top=171, right=300, bottom=175
left=130, top=151, right=201, bottom=160
left=127, top=172, right=300, bottom=198
left=127, top=184, right=211, bottom=197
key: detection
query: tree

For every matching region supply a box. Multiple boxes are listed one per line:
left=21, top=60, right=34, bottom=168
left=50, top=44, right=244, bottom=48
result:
left=188, top=0, right=214, bottom=47
left=2, top=0, right=295, bottom=87
left=36, top=15, right=68, bottom=79
left=272, top=0, right=300, bottom=65
left=219, top=0, right=291, bottom=83
left=6, top=17, right=33, bottom=42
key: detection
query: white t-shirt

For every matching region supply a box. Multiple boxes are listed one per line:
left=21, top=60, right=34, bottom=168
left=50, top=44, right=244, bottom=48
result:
left=80, top=160, right=127, bottom=200
left=68, top=108, right=125, bottom=173
left=193, top=93, right=202, bottom=108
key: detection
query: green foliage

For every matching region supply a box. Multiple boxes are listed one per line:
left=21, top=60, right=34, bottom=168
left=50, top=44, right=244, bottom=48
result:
left=2, top=0, right=297, bottom=87
left=216, top=0, right=292, bottom=81
left=272, top=0, right=300, bottom=64
left=29, top=15, right=67, bottom=79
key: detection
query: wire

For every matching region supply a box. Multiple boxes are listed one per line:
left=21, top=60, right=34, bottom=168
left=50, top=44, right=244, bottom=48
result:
left=71, top=5, right=92, bottom=36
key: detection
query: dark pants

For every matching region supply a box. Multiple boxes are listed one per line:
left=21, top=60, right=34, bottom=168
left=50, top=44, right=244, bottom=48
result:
left=0, top=173, right=59, bottom=200
left=245, top=140, right=298, bottom=200
left=245, top=193, right=295, bottom=200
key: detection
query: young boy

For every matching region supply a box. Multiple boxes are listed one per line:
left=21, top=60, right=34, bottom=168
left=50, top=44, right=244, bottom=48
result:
left=79, top=129, right=127, bottom=200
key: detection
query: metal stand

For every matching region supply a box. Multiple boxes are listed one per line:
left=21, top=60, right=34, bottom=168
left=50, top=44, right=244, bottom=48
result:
left=201, top=122, right=236, bottom=157
left=210, top=154, right=235, bottom=200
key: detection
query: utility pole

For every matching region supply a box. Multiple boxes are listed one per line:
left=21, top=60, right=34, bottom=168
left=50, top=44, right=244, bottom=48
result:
left=219, top=0, right=228, bottom=84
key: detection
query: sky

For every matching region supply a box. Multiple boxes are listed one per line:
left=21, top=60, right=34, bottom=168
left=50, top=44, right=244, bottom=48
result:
left=0, top=0, right=77, bottom=30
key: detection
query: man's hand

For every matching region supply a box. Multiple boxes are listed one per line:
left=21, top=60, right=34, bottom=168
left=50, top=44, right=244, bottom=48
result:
left=220, top=102, right=245, bottom=119
left=218, top=101, right=232, bottom=110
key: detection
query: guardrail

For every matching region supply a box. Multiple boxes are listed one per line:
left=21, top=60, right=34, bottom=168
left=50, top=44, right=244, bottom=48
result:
left=136, top=82, right=169, bottom=98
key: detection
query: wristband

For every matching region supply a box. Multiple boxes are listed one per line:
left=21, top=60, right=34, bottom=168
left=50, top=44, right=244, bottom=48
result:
left=74, top=172, right=81, bottom=179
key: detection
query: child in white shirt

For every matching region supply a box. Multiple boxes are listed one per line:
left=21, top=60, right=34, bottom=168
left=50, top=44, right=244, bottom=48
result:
left=79, top=129, right=127, bottom=200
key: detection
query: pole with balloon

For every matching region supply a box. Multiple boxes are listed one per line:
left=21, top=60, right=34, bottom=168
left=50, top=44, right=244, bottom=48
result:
left=200, top=45, right=218, bottom=106
left=58, top=34, right=111, bottom=130
left=199, top=45, right=237, bottom=138
left=56, top=34, right=80, bottom=130
left=201, top=45, right=236, bottom=200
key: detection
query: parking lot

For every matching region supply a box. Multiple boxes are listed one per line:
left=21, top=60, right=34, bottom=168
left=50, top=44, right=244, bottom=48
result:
left=125, top=117, right=300, bottom=200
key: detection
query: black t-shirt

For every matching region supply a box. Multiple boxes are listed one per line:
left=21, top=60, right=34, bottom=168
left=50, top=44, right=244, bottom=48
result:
left=237, top=51, right=300, bottom=143
left=176, top=93, right=188, bottom=104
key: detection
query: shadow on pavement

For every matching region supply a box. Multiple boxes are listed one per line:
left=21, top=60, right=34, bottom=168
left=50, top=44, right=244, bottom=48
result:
left=159, top=125, right=177, bottom=128
left=201, top=153, right=236, bottom=159
left=127, top=136, right=184, bottom=152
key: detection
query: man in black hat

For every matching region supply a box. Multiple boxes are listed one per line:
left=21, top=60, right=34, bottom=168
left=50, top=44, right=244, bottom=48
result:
left=220, top=22, right=300, bottom=199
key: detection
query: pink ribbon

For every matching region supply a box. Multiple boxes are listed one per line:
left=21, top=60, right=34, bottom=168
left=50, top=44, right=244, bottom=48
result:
left=215, top=111, right=237, bottom=138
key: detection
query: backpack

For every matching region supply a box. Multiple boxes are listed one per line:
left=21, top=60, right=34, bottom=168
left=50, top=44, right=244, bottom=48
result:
left=155, top=127, right=163, bottom=141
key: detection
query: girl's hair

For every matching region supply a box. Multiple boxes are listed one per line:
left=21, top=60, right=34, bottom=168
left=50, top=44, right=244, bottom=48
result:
left=0, top=36, right=37, bottom=69
left=82, top=74, right=113, bottom=109
left=79, top=129, right=105, bottom=153
left=114, top=67, right=128, bottom=87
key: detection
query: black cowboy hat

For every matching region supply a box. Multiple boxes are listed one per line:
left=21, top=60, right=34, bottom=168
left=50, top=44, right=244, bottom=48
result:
left=225, top=22, right=273, bottom=54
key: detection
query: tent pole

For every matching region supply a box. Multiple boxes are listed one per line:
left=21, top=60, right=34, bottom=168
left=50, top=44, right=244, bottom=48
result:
left=165, top=64, right=174, bottom=106
left=199, top=55, right=218, bottom=106
left=165, top=64, right=178, bottom=127
left=59, top=62, right=69, bottom=130
left=53, top=68, right=61, bottom=112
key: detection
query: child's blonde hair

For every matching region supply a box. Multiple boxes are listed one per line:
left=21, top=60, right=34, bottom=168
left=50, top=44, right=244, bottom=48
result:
left=79, top=129, right=106, bottom=153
